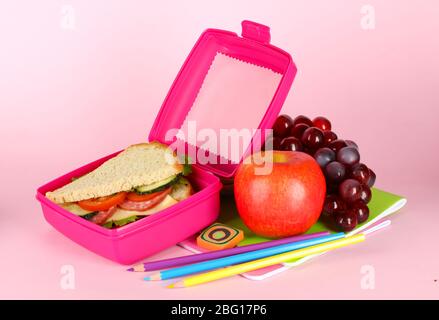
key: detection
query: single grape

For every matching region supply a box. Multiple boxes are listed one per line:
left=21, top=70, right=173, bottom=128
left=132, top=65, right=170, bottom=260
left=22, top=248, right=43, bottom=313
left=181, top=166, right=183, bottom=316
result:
left=359, top=185, right=372, bottom=204
left=322, top=194, right=346, bottom=219
left=314, top=147, right=336, bottom=168
left=323, top=131, right=338, bottom=146
left=345, top=140, right=359, bottom=149
left=263, top=136, right=282, bottom=150
left=301, top=127, right=324, bottom=150
left=325, top=161, right=346, bottom=183
left=350, top=201, right=369, bottom=224
left=280, top=137, right=302, bottom=151
left=334, top=211, right=358, bottom=232
left=337, top=146, right=360, bottom=166
left=339, top=179, right=362, bottom=203
left=328, top=139, right=348, bottom=153
left=313, top=116, right=331, bottom=131
left=273, top=115, right=293, bottom=138
left=350, top=163, right=370, bottom=185
left=367, top=169, right=376, bottom=188
left=292, top=115, right=313, bottom=127
left=289, top=123, right=310, bottom=139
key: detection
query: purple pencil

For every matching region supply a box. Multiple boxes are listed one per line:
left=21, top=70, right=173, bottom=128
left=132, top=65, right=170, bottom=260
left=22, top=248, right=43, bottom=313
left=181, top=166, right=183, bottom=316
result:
left=127, top=231, right=330, bottom=272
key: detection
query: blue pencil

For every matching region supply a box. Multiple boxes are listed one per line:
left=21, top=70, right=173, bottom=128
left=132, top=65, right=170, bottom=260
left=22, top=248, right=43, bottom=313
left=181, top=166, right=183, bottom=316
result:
left=145, top=232, right=345, bottom=281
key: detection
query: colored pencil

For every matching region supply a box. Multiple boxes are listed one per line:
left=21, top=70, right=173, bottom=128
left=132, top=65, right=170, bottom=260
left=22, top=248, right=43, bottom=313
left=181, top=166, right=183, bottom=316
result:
left=127, top=231, right=330, bottom=272
left=168, top=234, right=366, bottom=288
left=145, top=232, right=345, bottom=281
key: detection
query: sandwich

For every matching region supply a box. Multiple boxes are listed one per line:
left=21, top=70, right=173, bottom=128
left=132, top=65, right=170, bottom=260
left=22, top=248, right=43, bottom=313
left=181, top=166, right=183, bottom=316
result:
left=46, top=142, right=193, bottom=228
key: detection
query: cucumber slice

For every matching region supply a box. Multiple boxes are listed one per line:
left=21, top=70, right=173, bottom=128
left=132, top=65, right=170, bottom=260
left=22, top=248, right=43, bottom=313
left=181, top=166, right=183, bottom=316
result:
left=60, top=203, right=95, bottom=216
left=134, top=174, right=179, bottom=195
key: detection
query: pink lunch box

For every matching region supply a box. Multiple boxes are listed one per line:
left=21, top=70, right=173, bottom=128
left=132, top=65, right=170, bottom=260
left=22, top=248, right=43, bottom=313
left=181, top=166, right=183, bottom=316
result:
left=36, top=20, right=297, bottom=264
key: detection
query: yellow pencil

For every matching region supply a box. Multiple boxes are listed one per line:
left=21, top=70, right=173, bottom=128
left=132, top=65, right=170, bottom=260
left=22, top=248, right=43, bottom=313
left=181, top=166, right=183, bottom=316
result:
left=168, top=234, right=365, bottom=288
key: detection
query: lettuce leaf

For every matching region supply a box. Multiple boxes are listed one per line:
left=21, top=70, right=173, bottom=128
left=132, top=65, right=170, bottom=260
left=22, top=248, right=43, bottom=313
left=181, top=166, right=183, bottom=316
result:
left=102, top=221, right=113, bottom=229
left=114, top=215, right=138, bottom=226
left=182, top=155, right=192, bottom=176
left=102, top=215, right=139, bottom=229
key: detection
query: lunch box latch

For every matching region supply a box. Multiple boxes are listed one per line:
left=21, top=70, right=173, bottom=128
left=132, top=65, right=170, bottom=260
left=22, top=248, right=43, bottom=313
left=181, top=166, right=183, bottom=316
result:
left=241, top=20, right=271, bottom=44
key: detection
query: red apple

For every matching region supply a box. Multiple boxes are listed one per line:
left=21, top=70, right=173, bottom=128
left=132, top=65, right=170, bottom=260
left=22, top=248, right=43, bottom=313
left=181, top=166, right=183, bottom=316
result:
left=234, top=151, right=326, bottom=238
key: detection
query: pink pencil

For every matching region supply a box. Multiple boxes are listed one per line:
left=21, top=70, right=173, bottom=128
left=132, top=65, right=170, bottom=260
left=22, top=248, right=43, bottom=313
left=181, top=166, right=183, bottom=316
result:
left=127, top=231, right=330, bottom=272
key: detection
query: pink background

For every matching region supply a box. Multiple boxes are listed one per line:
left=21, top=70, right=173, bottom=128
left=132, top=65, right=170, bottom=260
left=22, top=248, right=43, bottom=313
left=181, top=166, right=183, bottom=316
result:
left=1, top=0, right=438, bottom=299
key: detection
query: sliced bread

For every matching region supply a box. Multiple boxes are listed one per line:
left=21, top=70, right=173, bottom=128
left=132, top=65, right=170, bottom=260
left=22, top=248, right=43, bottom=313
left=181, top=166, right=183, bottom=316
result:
left=46, top=142, right=183, bottom=204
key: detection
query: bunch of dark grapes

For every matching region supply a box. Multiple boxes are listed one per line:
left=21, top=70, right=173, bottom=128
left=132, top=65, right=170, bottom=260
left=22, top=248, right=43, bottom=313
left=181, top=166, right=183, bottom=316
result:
left=266, top=114, right=376, bottom=232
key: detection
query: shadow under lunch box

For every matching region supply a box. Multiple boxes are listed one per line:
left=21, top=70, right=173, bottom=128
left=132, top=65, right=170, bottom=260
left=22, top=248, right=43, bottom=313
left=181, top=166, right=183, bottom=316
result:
left=36, top=20, right=297, bottom=264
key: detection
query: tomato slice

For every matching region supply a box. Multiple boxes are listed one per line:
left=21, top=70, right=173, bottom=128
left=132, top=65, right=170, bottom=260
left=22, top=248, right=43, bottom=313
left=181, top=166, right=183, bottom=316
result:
left=126, top=188, right=171, bottom=202
left=120, top=188, right=171, bottom=211
left=78, top=192, right=127, bottom=212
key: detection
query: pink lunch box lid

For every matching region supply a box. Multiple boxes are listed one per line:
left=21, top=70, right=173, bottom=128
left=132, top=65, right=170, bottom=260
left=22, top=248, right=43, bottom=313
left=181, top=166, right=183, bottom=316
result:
left=149, top=20, right=297, bottom=178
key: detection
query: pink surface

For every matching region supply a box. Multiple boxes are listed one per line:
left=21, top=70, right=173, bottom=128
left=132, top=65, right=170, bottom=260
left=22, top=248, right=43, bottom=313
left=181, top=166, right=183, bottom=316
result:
left=1, top=0, right=438, bottom=299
